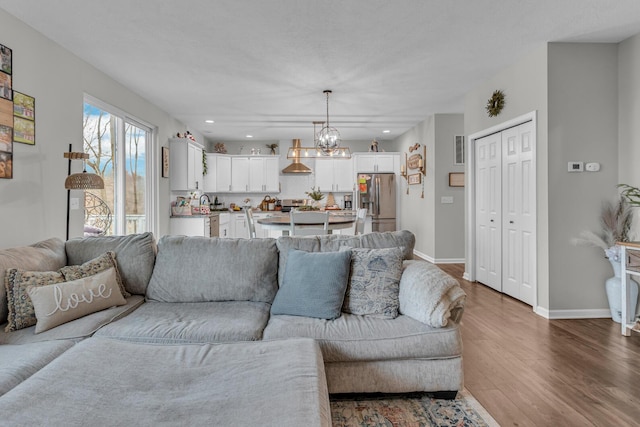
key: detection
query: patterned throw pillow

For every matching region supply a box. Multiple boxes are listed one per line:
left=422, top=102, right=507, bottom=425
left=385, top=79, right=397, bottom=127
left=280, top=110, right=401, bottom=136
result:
left=28, top=267, right=127, bottom=334
left=4, top=269, right=65, bottom=332
left=342, top=247, right=404, bottom=319
left=61, top=251, right=129, bottom=298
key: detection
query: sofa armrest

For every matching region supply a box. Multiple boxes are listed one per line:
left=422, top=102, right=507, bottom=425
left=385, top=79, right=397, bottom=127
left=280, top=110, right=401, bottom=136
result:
left=398, top=260, right=466, bottom=328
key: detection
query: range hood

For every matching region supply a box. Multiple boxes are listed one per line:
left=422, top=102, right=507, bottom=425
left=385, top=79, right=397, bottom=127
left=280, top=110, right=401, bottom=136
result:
left=281, top=139, right=312, bottom=174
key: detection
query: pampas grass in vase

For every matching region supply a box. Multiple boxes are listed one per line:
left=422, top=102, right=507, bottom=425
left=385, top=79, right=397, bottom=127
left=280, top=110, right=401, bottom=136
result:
left=572, top=197, right=633, bottom=262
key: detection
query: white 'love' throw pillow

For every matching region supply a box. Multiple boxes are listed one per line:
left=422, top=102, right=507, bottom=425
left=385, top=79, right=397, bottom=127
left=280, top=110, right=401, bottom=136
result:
left=27, top=267, right=126, bottom=333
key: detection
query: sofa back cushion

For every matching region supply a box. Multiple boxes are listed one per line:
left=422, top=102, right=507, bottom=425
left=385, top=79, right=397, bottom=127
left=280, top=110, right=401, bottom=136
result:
left=0, top=238, right=67, bottom=324
left=146, top=236, right=279, bottom=304
left=275, top=230, right=415, bottom=288
left=65, top=232, right=156, bottom=296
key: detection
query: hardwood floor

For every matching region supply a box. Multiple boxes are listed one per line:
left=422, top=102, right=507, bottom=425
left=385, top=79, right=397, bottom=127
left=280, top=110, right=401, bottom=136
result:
left=438, top=263, right=640, bottom=427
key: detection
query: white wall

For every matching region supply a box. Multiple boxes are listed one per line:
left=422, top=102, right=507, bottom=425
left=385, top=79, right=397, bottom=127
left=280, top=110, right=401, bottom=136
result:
left=547, top=43, right=619, bottom=312
left=392, top=114, right=464, bottom=261
left=463, top=42, right=624, bottom=315
left=0, top=9, right=185, bottom=248
left=463, top=44, right=550, bottom=310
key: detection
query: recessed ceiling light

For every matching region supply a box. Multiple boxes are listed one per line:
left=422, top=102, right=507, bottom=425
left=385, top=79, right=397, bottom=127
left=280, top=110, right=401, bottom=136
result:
left=382, top=130, right=391, bottom=134
left=205, top=120, right=214, bottom=124
left=246, top=135, right=253, bottom=138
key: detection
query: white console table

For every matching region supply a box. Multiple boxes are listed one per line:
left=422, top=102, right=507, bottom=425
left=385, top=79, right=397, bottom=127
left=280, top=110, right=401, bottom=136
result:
left=619, top=241, right=640, bottom=336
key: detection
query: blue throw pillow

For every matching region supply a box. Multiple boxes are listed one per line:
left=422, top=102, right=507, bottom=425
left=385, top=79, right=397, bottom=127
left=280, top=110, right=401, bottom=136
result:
left=271, top=249, right=352, bottom=319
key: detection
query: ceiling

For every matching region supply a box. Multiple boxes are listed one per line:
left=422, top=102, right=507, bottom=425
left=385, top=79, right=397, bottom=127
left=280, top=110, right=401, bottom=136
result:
left=2, top=1, right=640, bottom=143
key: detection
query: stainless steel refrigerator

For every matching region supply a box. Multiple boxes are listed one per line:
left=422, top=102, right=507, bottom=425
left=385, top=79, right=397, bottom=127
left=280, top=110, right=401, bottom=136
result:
left=357, top=173, right=396, bottom=232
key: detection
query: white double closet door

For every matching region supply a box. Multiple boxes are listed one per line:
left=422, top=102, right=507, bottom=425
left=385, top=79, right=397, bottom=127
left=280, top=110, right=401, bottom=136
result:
left=475, top=121, right=535, bottom=306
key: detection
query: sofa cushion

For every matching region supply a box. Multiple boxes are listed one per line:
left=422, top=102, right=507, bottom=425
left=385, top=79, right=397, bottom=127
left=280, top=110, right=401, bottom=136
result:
left=146, top=236, right=278, bottom=304
left=4, top=269, right=65, bottom=332
left=0, top=296, right=144, bottom=345
left=60, top=251, right=129, bottom=298
left=263, top=313, right=462, bottom=363
left=65, top=232, right=156, bottom=295
left=94, top=301, right=271, bottom=343
left=342, top=247, right=403, bottom=319
left=0, top=340, right=75, bottom=397
left=0, top=238, right=67, bottom=327
left=28, top=267, right=127, bottom=333
left=271, top=249, right=351, bottom=320
left=276, top=230, right=415, bottom=288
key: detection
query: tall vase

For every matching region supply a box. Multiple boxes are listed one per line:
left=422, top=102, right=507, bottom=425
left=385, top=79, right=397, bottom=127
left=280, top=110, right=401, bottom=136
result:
left=605, top=259, right=639, bottom=323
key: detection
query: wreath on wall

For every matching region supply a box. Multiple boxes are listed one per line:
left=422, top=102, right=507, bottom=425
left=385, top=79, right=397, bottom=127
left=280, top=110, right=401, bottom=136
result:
left=486, top=90, right=506, bottom=117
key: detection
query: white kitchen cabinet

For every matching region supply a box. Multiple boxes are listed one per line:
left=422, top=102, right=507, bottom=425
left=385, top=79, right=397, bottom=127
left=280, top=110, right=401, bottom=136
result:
left=169, top=139, right=204, bottom=191
left=204, top=154, right=232, bottom=192
left=232, top=156, right=280, bottom=193
left=169, top=216, right=210, bottom=237
left=315, top=158, right=353, bottom=193
left=232, top=212, right=249, bottom=238
left=219, top=212, right=230, bottom=238
left=353, top=153, right=398, bottom=173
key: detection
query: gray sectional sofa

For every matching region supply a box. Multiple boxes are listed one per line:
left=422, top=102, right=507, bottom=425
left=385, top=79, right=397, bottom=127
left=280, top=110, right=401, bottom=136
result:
left=0, top=231, right=466, bottom=426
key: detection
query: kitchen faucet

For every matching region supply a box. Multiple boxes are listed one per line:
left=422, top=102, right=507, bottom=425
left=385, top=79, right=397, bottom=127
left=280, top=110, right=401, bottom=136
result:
left=199, top=194, right=211, bottom=206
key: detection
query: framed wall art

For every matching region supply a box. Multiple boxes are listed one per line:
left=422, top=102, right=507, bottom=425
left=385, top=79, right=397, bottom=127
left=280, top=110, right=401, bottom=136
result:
left=13, top=92, right=35, bottom=145
left=0, top=43, right=11, bottom=75
left=0, top=71, right=11, bottom=101
left=408, top=173, right=421, bottom=185
left=449, top=172, right=465, bottom=187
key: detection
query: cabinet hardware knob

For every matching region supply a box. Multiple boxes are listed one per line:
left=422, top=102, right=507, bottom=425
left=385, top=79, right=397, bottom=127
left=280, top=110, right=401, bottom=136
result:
left=509, top=220, right=514, bottom=224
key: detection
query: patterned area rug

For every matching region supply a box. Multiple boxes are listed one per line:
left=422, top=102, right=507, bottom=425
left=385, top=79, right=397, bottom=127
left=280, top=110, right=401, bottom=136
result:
left=330, top=389, right=499, bottom=427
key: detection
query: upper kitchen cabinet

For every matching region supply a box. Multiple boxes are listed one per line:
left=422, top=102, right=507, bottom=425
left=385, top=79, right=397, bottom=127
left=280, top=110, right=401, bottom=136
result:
left=204, top=153, right=232, bottom=192
left=169, top=139, right=204, bottom=191
left=314, top=157, right=353, bottom=193
left=353, top=153, right=399, bottom=173
left=231, top=156, right=280, bottom=193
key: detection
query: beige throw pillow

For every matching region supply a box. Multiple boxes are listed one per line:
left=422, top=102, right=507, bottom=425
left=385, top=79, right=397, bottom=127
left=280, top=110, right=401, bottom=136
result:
left=4, top=269, right=65, bottom=332
left=60, top=251, right=129, bottom=298
left=27, top=267, right=126, bottom=334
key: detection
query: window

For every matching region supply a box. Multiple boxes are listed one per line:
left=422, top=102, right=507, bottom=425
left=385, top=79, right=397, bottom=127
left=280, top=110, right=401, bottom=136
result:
left=83, top=96, right=156, bottom=236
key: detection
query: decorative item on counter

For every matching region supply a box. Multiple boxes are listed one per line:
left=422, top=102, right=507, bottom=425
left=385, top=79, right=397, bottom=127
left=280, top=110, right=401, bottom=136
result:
left=305, top=186, right=325, bottom=210
left=213, top=142, right=227, bottom=153
left=250, top=148, right=261, bottom=155
left=171, top=197, right=191, bottom=216
left=266, top=143, right=278, bottom=155
left=260, top=196, right=273, bottom=211
left=243, top=198, right=251, bottom=208
left=325, top=192, right=339, bottom=210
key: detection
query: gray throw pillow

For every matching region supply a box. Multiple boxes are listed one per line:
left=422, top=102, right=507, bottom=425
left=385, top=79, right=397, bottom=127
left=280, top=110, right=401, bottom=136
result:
left=342, top=247, right=403, bottom=319
left=271, top=249, right=351, bottom=320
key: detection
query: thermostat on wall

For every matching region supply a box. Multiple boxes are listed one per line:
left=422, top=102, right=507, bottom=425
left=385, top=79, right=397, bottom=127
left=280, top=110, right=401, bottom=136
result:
left=568, top=161, right=583, bottom=172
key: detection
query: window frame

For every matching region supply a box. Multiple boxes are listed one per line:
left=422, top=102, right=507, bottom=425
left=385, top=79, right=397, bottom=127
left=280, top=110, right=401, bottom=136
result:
left=83, top=94, right=159, bottom=237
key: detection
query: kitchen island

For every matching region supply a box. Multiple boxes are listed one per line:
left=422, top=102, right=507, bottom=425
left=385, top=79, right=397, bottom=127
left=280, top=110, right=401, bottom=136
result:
left=257, top=213, right=356, bottom=236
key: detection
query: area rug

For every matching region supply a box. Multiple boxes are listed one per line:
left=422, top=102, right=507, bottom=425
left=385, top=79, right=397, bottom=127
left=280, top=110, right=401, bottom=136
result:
left=330, top=389, right=499, bottom=427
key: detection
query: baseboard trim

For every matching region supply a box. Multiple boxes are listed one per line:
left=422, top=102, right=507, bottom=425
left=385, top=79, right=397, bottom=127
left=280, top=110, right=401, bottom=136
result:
left=535, top=307, right=611, bottom=320
left=412, top=250, right=464, bottom=265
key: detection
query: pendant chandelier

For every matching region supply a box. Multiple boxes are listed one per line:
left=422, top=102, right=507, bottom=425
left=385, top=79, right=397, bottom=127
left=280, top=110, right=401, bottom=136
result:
left=315, top=90, right=342, bottom=155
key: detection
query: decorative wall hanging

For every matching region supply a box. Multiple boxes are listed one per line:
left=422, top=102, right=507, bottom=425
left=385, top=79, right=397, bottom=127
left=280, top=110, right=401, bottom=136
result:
left=486, top=90, right=505, bottom=117
left=0, top=43, right=13, bottom=178
left=162, top=146, right=170, bottom=178
left=408, top=173, right=421, bottom=185
left=0, top=43, right=11, bottom=75
left=401, top=143, right=426, bottom=198
left=13, top=92, right=35, bottom=145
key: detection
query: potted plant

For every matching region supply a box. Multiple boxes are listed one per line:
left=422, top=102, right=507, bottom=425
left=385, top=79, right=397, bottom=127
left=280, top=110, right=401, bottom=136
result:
left=573, top=195, right=637, bottom=322
left=305, top=187, right=324, bottom=209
